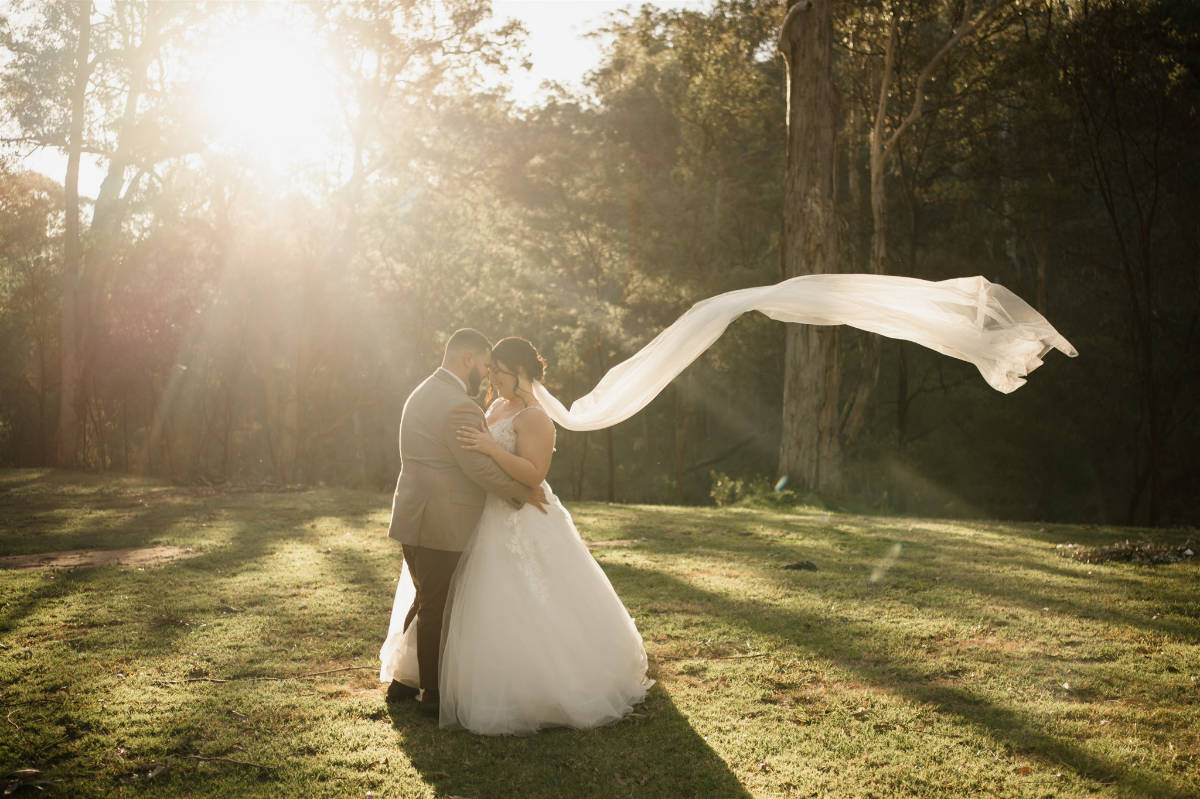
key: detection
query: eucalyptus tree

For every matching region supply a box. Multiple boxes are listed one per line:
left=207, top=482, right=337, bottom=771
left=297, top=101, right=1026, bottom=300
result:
left=776, top=0, right=842, bottom=495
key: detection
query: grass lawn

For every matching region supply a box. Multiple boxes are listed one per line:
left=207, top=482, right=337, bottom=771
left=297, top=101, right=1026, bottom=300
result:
left=1, top=468, right=1197, bottom=798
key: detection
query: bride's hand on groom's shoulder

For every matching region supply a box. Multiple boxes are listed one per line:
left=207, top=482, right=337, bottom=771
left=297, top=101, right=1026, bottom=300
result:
left=457, top=426, right=500, bottom=457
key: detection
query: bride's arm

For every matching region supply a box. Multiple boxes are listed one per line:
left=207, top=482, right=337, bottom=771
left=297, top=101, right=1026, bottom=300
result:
left=456, top=411, right=555, bottom=489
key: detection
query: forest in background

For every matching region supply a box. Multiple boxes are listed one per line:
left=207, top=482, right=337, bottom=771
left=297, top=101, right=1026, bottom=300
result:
left=1, top=0, right=1197, bottom=526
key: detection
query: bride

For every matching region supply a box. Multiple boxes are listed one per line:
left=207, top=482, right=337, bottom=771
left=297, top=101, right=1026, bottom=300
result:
left=382, top=336, right=653, bottom=735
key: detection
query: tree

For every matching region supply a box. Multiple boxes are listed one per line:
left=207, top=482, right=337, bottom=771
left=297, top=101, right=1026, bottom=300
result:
left=2, top=1, right=200, bottom=467
left=57, top=0, right=90, bottom=467
left=839, top=0, right=1007, bottom=441
left=0, top=165, right=62, bottom=465
left=777, top=0, right=842, bottom=495
left=1055, top=0, right=1200, bottom=523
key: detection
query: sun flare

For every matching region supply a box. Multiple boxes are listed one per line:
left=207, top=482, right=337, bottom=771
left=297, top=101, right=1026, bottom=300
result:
left=197, top=18, right=340, bottom=174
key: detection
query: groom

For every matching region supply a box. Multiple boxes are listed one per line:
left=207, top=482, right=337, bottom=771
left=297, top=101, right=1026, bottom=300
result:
left=386, top=328, right=546, bottom=714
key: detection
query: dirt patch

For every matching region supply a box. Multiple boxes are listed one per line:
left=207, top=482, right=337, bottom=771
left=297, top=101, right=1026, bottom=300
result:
left=0, top=545, right=201, bottom=570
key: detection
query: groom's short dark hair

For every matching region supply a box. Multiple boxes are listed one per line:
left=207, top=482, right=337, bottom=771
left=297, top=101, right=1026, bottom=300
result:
left=444, top=328, right=491, bottom=358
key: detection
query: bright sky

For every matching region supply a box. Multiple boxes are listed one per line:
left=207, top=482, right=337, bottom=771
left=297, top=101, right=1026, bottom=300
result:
left=497, top=0, right=711, bottom=102
left=16, top=0, right=713, bottom=196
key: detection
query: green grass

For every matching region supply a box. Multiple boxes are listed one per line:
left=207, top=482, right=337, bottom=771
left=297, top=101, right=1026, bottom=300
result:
left=1, top=468, right=1197, bottom=798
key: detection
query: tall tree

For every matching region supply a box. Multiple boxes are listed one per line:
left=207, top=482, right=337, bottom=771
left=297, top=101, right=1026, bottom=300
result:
left=777, top=0, right=842, bottom=495
left=57, top=0, right=91, bottom=466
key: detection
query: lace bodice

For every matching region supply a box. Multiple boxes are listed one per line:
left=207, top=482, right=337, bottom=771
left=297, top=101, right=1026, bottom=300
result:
left=482, top=407, right=551, bottom=603
left=487, top=413, right=520, bottom=454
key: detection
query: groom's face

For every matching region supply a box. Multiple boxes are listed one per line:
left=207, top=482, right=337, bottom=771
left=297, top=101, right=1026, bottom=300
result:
left=465, top=350, right=491, bottom=396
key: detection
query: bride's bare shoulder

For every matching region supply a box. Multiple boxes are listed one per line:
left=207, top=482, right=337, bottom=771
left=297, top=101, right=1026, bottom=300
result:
left=513, top=405, right=554, bottom=435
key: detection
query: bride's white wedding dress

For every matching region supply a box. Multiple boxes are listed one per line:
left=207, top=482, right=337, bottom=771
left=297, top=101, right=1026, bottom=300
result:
left=379, top=410, right=653, bottom=735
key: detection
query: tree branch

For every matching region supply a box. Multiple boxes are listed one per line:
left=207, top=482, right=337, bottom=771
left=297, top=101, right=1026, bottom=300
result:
left=882, top=0, right=1006, bottom=162
left=872, top=9, right=899, bottom=169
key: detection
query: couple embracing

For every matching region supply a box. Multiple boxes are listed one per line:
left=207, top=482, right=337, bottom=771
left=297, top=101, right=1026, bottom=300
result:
left=377, top=274, right=1077, bottom=735
left=378, top=328, right=653, bottom=735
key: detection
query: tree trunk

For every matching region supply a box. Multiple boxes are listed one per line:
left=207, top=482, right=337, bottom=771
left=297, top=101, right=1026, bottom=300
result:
left=1035, top=231, right=1047, bottom=314
left=777, top=0, right=842, bottom=495
left=90, top=3, right=161, bottom=300
left=841, top=13, right=897, bottom=445
left=572, top=431, right=589, bottom=501
left=896, top=342, right=909, bottom=446
left=605, top=427, right=616, bottom=502
left=673, top=380, right=687, bottom=505
left=56, top=1, right=92, bottom=468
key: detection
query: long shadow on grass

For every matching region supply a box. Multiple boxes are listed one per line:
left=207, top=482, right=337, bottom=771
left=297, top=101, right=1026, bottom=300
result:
left=386, top=687, right=751, bottom=799
left=0, top=486, right=391, bottom=663
left=604, top=561, right=1196, bottom=799
left=0, top=469, right=58, bottom=494
left=602, top=505, right=1200, bottom=645
left=0, top=490, right=207, bottom=555
left=0, top=494, right=207, bottom=637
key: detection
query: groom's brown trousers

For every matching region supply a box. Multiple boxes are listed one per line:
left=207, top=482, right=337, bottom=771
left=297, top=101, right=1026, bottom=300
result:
left=401, top=544, right=462, bottom=697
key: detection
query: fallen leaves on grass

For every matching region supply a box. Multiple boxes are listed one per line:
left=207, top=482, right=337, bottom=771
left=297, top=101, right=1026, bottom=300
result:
left=119, top=763, right=168, bottom=783
left=3, top=768, right=57, bottom=795
left=1056, top=540, right=1196, bottom=565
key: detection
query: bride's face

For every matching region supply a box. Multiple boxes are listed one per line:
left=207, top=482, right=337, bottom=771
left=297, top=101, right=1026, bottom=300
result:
left=488, top=361, right=523, bottom=399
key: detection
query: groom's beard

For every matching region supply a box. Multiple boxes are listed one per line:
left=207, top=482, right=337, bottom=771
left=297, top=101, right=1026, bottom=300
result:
left=467, top=365, right=485, bottom=396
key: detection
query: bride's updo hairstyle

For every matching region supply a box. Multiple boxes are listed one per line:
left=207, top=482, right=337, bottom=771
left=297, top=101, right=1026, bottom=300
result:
left=491, top=336, right=547, bottom=400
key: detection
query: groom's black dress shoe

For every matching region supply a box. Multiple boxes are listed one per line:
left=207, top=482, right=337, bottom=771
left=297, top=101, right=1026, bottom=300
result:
left=386, top=680, right=419, bottom=703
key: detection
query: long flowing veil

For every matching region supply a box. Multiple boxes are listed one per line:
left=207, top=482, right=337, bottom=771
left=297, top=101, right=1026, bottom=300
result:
left=533, top=273, right=1077, bottom=432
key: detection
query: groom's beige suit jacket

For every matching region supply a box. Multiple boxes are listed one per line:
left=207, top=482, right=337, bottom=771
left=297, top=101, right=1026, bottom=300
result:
left=388, top=370, right=529, bottom=552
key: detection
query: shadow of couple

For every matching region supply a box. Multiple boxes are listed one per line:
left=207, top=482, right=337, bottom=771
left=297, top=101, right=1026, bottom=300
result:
left=385, top=685, right=752, bottom=798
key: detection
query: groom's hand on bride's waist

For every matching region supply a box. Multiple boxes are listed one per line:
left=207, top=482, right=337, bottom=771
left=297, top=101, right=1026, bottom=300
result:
left=527, top=485, right=549, bottom=514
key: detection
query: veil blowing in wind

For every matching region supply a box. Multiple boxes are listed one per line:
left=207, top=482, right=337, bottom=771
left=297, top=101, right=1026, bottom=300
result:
left=532, top=273, right=1077, bottom=432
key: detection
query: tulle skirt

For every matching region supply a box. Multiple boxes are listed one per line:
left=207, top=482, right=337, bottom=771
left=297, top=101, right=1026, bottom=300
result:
left=380, top=483, right=653, bottom=735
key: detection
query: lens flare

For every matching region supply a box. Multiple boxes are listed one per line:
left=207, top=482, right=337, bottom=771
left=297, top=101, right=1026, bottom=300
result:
left=869, top=542, right=903, bottom=583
